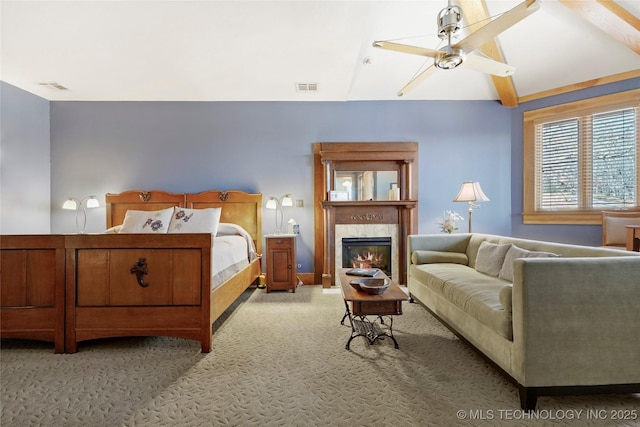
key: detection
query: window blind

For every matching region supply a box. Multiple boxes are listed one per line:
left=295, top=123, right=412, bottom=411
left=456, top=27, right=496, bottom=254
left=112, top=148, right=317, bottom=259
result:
left=535, top=106, right=638, bottom=211
left=591, top=108, right=636, bottom=207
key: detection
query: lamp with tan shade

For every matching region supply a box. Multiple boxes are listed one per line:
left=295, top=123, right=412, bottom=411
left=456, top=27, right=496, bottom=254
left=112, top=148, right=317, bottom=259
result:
left=453, top=182, right=490, bottom=233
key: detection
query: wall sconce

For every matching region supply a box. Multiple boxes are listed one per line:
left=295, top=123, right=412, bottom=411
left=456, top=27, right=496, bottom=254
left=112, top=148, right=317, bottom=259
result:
left=453, top=182, right=490, bottom=233
left=265, top=194, right=293, bottom=234
left=62, top=195, right=100, bottom=233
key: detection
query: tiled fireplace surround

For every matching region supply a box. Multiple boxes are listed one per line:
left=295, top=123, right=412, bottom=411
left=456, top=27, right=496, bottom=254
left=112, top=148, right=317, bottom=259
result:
left=336, top=224, right=398, bottom=284
left=313, top=142, right=418, bottom=286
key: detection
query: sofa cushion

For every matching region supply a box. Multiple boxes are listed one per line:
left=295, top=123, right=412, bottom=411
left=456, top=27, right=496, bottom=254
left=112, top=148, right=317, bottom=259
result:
left=442, top=273, right=513, bottom=341
left=410, top=263, right=472, bottom=295
left=475, top=241, right=512, bottom=277
left=411, top=250, right=468, bottom=265
left=498, top=245, right=560, bottom=282
left=411, top=263, right=513, bottom=340
left=499, top=284, right=513, bottom=314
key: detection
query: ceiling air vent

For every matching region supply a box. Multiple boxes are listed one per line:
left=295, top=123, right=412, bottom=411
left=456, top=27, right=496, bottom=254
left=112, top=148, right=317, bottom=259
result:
left=295, top=82, right=318, bottom=93
left=38, top=82, right=69, bottom=91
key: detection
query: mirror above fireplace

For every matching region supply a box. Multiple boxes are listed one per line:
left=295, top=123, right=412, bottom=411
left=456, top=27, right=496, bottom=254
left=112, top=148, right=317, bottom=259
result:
left=335, top=170, right=398, bottom=201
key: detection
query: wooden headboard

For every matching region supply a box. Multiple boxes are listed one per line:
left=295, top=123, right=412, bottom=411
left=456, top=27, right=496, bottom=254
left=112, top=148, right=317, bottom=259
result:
left=105, top=190, right=263, bottom=252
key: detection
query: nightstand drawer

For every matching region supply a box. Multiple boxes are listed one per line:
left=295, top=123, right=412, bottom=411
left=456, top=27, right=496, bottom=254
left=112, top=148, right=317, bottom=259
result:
left=267, top=237, right=293, bottom=249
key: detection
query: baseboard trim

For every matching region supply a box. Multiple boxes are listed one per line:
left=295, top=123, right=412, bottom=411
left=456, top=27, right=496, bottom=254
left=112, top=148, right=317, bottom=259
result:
left=297, top=273, right=314, bottom=285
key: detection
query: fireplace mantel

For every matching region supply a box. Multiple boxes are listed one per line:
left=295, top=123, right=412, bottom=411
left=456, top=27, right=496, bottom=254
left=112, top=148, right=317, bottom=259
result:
left=322, top=201, right=417, bottom=208
left=313, top=142, right=418, bottom=286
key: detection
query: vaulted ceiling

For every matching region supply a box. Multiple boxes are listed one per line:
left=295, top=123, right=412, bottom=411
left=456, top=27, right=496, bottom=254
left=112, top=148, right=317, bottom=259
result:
left=1, top=0, right=639, bottom=106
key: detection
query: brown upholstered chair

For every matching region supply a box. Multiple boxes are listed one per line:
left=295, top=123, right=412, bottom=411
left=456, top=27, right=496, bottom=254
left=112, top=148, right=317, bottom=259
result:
left=601, top=211, right=640, bottom=248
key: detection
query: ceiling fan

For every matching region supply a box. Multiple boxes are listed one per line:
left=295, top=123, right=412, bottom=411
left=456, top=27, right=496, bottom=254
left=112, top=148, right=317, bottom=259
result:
left=372, top=0, right=540, bottom=96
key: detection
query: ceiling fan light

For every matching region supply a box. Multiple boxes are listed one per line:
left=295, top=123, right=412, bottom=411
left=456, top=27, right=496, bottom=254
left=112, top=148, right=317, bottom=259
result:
left=435, top=47, right=465, bottom=70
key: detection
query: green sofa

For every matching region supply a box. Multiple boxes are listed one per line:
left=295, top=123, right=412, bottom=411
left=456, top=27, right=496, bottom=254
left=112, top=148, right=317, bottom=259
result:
left=407, top=233, right=640, bottom=410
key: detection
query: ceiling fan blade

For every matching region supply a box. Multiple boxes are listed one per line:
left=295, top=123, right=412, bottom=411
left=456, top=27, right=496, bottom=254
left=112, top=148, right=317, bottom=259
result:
left=462, top=53, right=515, bottom=77
left=372, top=41, right=439, bottom=58
left=454, top=0, right=540, bottom=53
left=397, top=65, right=438, bottom=97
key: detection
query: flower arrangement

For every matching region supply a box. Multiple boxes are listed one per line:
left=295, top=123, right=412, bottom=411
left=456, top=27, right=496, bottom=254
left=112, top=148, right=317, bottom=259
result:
left=437, top=210, right=464, bottom=234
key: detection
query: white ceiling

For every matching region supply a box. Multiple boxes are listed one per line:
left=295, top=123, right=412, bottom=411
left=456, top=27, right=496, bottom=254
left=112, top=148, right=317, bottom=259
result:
left=1, top=0, right=639, bottom=103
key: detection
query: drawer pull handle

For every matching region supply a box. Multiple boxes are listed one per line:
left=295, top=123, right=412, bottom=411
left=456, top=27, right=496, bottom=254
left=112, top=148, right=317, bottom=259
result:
left=130, top=258, right=150, bottom=288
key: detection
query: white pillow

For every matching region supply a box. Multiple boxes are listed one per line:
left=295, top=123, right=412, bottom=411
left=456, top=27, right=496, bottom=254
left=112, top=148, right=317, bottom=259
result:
left=475, top=241, right=512, bottom=277
left=104, top=225, right=122, bottom=234
left=217, top=222, right=244, bottom=236
left=498, top=245, right=560, bottom=282
left=168, top=207, right=222, bottom=234
left=120, top=207, right=174, bottom=234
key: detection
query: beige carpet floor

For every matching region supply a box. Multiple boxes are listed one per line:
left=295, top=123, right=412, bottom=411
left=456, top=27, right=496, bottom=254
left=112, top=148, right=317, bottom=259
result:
left=1, top=285, right=638, bottom=427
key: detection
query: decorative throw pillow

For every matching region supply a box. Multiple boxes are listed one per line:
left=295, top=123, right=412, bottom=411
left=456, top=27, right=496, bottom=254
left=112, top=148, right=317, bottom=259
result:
left=411, top=250, right=468, bottom=265
left=168, top=207, right=222, bottom=235
left=120, top=207, right=174, bottom=233
left=498, top=245, right=561, bottom=282
left=475, top=241, right=512, bottom=277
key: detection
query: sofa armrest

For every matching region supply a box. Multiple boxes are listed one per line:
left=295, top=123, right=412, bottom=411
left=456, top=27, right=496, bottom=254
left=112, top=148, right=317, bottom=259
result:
left=511, top=256, right=640, bottom=387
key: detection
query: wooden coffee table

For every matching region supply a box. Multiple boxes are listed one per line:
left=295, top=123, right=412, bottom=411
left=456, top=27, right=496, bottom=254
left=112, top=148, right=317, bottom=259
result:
left=337, top=268, right=409, bottom=349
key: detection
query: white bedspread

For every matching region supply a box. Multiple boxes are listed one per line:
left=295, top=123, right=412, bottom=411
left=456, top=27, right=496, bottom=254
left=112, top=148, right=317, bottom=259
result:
left=211, top=223, right=258, bottom=289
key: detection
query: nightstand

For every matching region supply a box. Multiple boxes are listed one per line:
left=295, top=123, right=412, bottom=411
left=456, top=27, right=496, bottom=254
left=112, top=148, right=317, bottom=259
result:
left=265, top=234, right=297, bottom=292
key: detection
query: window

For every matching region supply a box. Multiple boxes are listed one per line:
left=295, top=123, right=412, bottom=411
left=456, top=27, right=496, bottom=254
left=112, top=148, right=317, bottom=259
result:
left=523, top=89, right=640, bottom=224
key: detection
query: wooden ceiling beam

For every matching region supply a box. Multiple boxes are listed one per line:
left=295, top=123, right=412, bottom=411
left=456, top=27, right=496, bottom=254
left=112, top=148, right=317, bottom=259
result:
left=559, top=0, right=640, bottom=55
left=457, top=0, right=519, bottom=107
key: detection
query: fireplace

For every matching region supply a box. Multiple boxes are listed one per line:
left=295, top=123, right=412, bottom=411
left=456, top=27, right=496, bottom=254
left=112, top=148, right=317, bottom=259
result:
left=342, top=237, right=392, bottom=277
left=314, top=142, right=418, bottom=286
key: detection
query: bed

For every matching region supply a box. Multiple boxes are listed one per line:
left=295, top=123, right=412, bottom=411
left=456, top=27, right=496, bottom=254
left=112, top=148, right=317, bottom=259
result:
left=1, top=189, right=262, bottom=353
left=65, top=189, right=263, bottom=353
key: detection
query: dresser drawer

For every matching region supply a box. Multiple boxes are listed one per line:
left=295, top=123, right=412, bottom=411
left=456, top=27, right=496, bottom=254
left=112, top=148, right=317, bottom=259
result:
left=76, top=249, right=201, bottom=306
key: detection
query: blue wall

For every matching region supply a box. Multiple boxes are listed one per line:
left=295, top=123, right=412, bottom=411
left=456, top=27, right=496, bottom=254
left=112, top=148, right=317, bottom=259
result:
left=48, top=100, right=512, bottom=271
left=2, top=77, right=637, bottom=272
left=0, top=82, right=51, bottom=233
